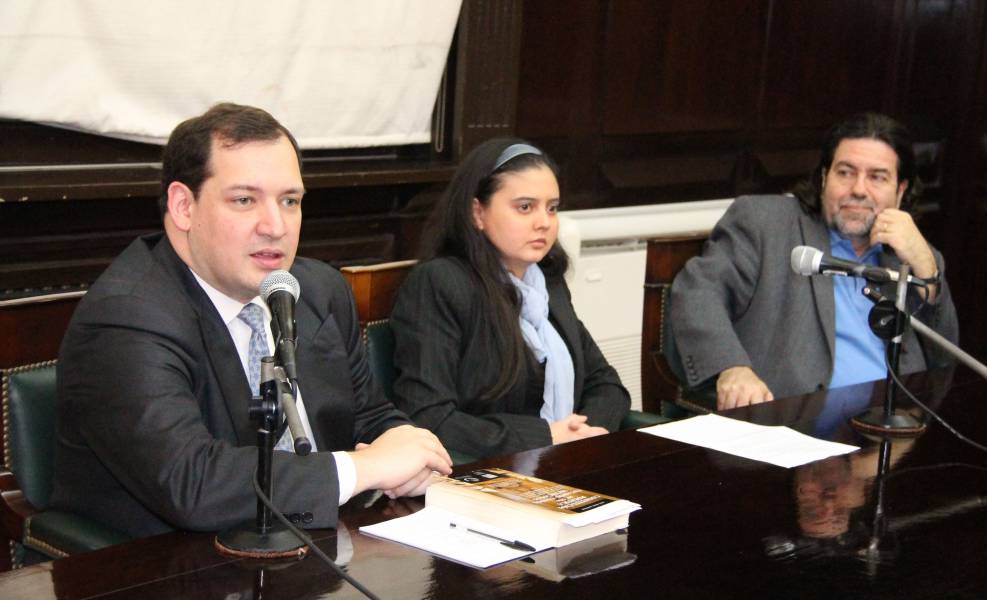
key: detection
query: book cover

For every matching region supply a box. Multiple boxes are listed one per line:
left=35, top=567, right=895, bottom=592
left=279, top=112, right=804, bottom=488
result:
left=426, top=468, right=640, bottom=548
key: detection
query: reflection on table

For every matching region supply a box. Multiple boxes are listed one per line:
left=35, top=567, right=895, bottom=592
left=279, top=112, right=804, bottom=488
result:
left=0, top=365, right=985, bottom=599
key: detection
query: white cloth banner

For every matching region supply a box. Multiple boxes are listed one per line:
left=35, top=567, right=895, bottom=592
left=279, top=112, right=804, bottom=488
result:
left=0, top=0, right=461, bottom=149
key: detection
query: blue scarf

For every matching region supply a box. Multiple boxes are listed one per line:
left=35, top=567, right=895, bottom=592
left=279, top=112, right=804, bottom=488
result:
left=509, top=265, right=575, bottom=422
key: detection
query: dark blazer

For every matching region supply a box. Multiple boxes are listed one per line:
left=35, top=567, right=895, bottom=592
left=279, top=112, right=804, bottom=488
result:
left=669, top=195, right=959, bottom=400
left=52, top=233, right=408, bottom=538
left=390, top=257, right=630, bottom=458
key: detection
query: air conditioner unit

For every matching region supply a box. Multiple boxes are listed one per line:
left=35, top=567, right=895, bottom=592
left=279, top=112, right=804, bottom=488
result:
left=557, top=199, right=732, bottom=410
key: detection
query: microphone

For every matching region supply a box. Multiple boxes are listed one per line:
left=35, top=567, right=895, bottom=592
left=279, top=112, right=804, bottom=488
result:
left=790, top=246, right=922, bottom=285
left=259, top=271, right=312, bottom=456
left=260, top=270, right=300, bottom=381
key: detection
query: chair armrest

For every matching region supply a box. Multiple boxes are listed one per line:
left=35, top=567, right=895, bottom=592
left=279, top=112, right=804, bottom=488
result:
left=620, top=410, right=669, bottom=430
left=0, top=469, right=37, bottom=542
left=25, top=510, right=130, bottom=558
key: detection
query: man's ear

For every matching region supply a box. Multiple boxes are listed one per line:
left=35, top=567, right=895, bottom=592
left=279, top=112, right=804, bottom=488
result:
left=167, top=182, right=195, bottom=232
left=896, top=179, right=909, bottom=207
left=471, top=198, right=485, bottom=230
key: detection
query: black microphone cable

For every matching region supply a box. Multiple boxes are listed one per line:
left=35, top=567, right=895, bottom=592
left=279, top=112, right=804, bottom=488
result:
left=251, top=466, right=381, bottom=600
left=884, top=347, right=987, bottom=455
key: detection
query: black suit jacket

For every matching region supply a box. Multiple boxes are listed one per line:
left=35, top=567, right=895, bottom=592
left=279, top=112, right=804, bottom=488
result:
left=390, top=257, right=629, bottom=458
left=52, top=233, right=408, bottom=538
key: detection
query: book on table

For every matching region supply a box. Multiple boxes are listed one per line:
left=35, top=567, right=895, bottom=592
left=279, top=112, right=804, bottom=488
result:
left=426, top=468, right=641, bottom=550
left=359, top=468, right=641, bottom=569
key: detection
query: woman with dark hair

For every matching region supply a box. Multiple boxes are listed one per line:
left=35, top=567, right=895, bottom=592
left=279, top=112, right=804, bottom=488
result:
left=389, top=138, right=630, bottom=459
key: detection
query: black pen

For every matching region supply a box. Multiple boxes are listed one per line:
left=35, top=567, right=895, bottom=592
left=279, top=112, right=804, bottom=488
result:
left=449, top=523, right=536, bottom=552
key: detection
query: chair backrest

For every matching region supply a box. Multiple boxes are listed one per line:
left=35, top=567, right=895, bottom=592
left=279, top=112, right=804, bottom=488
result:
left=641, top=234, right=708, bottom=415
left=365, top=320, right=398, bottom=401
left=0, top=292, right=82, bottom=514
left=2, top=361, right=58, bottom=510
left=341, top=260, right=417, bottom=327
left=0, top=293, right=82, bottom=370
left=341, top=260, right=418, bottom=401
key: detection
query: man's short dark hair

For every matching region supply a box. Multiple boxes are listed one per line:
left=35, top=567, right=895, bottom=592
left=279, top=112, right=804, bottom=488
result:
left=793, top=112, right=921, bottom=214
left=158, top=103, right=301, bottom=217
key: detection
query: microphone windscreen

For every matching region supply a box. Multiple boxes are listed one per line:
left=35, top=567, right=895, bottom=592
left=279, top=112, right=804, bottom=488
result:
left=790, top=246, right=821, bottom=276
left=259, top=270, right=300, bottom=302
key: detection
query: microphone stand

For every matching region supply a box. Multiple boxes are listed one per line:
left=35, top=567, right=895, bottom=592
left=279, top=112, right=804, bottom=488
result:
left=860, top=438, right=895, bottom=577
left=270, top=308, right=311, bottom=455
left=852, top=263, right=926, bottom=435
left=215, top=356, right=307, bottom=559
left=859, top=437, right=987, bottom=578
left=851, top=266, right=987, bottom=434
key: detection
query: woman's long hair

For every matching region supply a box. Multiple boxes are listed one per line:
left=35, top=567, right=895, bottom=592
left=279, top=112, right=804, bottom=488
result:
left=419, top=137, right=568, bottom=402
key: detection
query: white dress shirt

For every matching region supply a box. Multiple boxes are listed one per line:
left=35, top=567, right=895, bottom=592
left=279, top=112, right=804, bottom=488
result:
left=190, top=270, right=356, bottom=504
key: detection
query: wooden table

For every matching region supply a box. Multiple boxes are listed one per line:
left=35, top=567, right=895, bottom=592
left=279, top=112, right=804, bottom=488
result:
left=2, top=366, right=985, bottom=599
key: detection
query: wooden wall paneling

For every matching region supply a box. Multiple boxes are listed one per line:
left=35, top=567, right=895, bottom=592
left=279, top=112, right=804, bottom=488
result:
left=598, top=150, right=738, bottom=206
left=896, top=0, right=978, bottom=126
left=0, top=196, right=161, bottom=239
left=0, top=296, right=81, bottom=369
left=518, top=0, right=773, bottom=208
left=0, top=160, right=450, bottom=297
left=516, top=0, right=609, bottom=208
left=298, top=181, right=445, bottom=264
left=745, top=143, right=821, bottom=196
left=761, top=0, right=900, bottom=129
left=944, top=1, right=987, bottom=360
left=451, top=0, right=524, bottom=159
left=966, top=14, right=987, bottom=360
left=298, top=214, right=425, bottom=268
left=516, top=0, right=608, bottom=139
left=0, top=120, right=162, bottom=166
left=602, top=0, right=769, bottom=135
left=897, top=0, right=985, bottom=207
left=0, top=198, right=160, bottom=298
left=886, top=0, right=987, bottom=362
left=0, top=166, right=160, bottom=203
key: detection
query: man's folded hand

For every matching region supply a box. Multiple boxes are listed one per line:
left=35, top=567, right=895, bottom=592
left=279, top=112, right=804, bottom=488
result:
left=350, top=425, right=453, bottom=497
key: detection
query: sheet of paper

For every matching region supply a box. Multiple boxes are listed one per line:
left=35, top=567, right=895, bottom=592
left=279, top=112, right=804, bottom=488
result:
left=359, top=506, right=549, bottom=569
left=639, top=413, right=858, bottom=468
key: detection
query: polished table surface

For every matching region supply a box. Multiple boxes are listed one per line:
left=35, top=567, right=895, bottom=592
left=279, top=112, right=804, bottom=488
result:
left=2, top=366, right=986, bottom=599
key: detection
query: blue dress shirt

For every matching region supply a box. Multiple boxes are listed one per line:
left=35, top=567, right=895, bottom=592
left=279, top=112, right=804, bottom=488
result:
left=828, top=231, right=887, bottom=389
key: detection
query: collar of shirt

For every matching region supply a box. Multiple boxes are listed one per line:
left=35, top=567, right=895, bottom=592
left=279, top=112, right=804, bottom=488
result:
left=188, top=270, right=271, bottom=330
left=828, top=229, right=883, bottom=264
left=188, top=269, right=273, bottom=389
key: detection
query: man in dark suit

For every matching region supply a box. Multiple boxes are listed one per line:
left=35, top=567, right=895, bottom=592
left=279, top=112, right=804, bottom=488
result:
left=52, top=103, right=451, bottom=538
left=670, top=113, right=958, bottom=410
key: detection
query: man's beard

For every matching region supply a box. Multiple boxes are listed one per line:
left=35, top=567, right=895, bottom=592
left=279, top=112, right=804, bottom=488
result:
left=830, top=200, right=876, bottom=239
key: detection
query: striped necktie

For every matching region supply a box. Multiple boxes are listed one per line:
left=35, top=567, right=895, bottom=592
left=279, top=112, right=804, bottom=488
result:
left=237, top=303, right=293, bottom=451
left=237, top=303, right=267, bottom=395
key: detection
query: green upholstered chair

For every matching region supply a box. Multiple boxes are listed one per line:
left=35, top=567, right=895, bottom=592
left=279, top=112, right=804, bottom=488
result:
left=2, top=361, right=129, bottom=567
left=363, top=319, right=668, bottom=466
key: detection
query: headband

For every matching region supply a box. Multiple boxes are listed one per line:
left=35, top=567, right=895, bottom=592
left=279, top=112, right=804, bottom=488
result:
left=491, top=143, right=543, bottom=173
